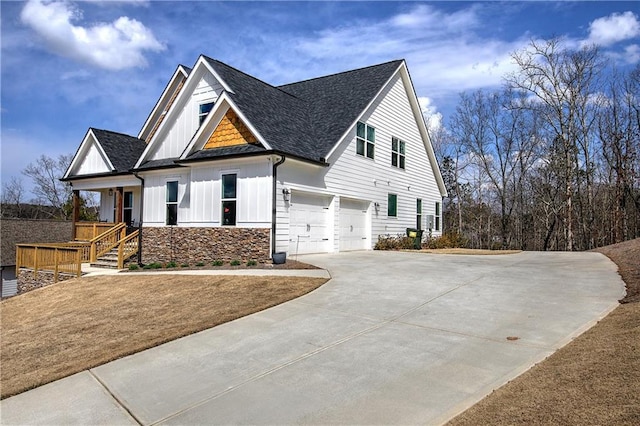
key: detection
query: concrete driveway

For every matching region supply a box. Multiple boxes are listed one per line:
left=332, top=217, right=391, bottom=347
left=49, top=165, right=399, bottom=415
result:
left=1, top=251, right=624, bottom=425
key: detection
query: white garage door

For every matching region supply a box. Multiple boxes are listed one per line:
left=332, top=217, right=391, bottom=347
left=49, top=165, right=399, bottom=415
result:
left=339, top=198, right=369, bottom=251
left=289, top=192, right=331, bottom=255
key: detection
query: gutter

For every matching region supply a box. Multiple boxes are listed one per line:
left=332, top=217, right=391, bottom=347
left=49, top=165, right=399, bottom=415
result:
left=133, top=172, right=145, bottom=265
left=271, top=156, right=286, bottom=256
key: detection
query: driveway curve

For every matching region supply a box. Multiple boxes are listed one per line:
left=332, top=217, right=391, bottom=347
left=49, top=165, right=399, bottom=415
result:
left=1, top=251, right=624, bottom=425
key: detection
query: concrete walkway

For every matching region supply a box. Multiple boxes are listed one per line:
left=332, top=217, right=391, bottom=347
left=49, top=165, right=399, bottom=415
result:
left=1, top=251, right=625, bottom=425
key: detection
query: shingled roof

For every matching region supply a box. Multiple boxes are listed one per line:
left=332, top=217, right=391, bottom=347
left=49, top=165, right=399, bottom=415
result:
left=183, top=57, right=404, bottom=164
left=91, top=128, right=147, bottom=173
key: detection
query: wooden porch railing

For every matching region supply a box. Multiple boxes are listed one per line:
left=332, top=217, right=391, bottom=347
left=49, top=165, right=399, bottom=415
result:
left=90, top=223, right=127, bottom=263
left=16, top=244, right=82, bottom=282
left=75, top=222, right=116, bottom=241
left=117, top=230, right=139, bottom=268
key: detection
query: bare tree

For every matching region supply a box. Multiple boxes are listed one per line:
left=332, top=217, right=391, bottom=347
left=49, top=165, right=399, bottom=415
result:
left=1, top=176, right=25, bottom=218
left=507, top=38, right=603, bottom=250
left=22, top=154, right=73, bottom=219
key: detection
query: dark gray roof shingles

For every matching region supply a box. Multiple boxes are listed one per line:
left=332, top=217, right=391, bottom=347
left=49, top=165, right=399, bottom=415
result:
left=205, top=57, right=403, bottom=162
left=72, top=59, right=404, bottom=173
left=90, top=128, right=146, bottom=173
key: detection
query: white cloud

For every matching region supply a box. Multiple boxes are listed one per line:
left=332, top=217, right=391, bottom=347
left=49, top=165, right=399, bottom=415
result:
left=418, top=96, right=442, bottom=132
left=290, top=4, right=526, bottom=99
left=584, top=11, right=640, bottom=47
left=20, top=0, right=164, bottom=70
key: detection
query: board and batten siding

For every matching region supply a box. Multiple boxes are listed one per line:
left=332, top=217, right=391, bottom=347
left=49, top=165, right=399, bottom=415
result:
left=98, top=187, right=141, bottom=224
left=149, top=71, right=223, bottom=161
left=276, top=71, right=442, bottom=252
left=142, top=158, right=272, bottom=228
left=75, top=141, right=110, bottom=175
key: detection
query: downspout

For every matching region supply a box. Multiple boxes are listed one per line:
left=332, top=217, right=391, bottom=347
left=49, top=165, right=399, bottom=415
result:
left=271, top=155, right=286, bottom=256
left=133, top=172, right=145, bottom=265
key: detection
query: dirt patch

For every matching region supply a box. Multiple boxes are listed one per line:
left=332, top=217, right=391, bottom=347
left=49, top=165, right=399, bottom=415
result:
left=448, top=238, right=640, bottom=426
left=0, top=274, right=327, bottom=399
left=418, top=248, right=521, bottom=255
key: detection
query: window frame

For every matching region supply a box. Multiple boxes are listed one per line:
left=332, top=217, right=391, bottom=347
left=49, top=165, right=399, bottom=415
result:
left=166, top=181, right=178, bottom=226
left=388, top=193, right=398, bottom=218
left=391, top=137, right=406, bottom=169
left=435, top=201, right=441, bottom=231
left=123, top=191, right=133, bottom=226
left=416, top=198, right=422, bottom=230
left=356, top=121, right=375, bottom=159
left=198, top=102, right=215, bottom=125
left=221, top=173, right=237, bottom=226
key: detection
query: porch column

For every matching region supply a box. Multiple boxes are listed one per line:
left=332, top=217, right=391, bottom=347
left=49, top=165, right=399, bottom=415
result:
left=115, top=187, right=124, bottom=223
left=72, top=190, right=80, bottom=239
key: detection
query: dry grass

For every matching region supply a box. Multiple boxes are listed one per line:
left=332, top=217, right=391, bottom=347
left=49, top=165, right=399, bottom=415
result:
left=0, top=274, right=327, bottom=399
left=419, top=248, right=521, bottom=255
left=448, top=238, right=640, bottom=426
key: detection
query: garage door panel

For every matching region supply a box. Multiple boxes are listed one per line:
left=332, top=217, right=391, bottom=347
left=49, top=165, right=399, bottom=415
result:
left=339, top=198, right=368, bottom=251
left=289, top=193, right=331, bottom=255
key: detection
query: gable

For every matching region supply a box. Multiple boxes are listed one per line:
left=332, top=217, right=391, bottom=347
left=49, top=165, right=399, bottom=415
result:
left=74, top=139, right=112, bottom=175
left=204, top=109, right=257, bottom=149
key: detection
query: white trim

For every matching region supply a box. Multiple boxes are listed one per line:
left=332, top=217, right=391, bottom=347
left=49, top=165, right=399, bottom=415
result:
left=63, top=129, right=115, bottom=179
left=67, top=175, right=141, bottom=191
left=137, top=65, right=190, bottom=140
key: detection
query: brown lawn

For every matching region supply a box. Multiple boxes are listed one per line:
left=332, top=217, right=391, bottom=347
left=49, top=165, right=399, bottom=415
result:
left=448, top=238, right=640, bottom=426
left=0, top=274, right=327, bottom=399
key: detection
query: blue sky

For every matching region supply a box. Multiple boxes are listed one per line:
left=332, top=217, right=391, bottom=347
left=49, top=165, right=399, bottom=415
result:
left=2, top=1, right=639, bottom=198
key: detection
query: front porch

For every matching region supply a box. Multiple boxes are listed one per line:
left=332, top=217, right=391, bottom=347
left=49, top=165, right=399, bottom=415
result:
left=15, top=222, right=140, bottom=295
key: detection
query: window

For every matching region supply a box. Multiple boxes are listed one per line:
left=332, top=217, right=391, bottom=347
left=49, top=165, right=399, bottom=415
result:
left=124, top=191, right=133, bottom=225
left=435, top=201, right=441, bottom=231
left=392, top=137, right=406, bottom=169
left=166, top=181, right=178, bottom=225
left=356, top=122, right=375, bottom=159
left=199, top=102, right=215, bottom=125
left=388, top=193, right=397, bottom=217
left=221, top=174, right=237, bottom=226
left=416, top=198, right=422, bottom=230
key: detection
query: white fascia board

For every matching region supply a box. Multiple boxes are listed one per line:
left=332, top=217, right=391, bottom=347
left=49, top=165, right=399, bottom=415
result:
left=324, top=62, right=404, bottom=161
left=63, top=129, right=115, bottom=179
left=200, top=56, right=234, bottom=94
left=398, top=62, right=448, bottom=197
left=69, top=175, right=141, bottom=191
left=225, top=95, right=271, bottom=150
left=137, top=65, right=190, bottom=139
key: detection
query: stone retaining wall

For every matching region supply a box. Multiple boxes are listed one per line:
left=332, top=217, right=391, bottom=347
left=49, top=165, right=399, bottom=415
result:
left=141, top=227, right=271, bottom=265
left=17, top=269, right=76, bottom=295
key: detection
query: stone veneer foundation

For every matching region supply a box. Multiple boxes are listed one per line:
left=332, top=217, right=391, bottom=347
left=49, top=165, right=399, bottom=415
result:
left=141, top=227, right=271, bottom=265
left=17, top=269, right=76, bottom=295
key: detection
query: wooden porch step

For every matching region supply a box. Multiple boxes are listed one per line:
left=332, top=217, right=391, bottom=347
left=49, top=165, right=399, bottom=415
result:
left=90, top=261, right=120, bottom=269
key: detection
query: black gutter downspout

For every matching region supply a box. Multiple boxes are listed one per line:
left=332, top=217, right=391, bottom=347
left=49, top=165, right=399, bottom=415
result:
left=133, top=172, right=145, bottom=265
left=271, top=156, right=286, bottom=256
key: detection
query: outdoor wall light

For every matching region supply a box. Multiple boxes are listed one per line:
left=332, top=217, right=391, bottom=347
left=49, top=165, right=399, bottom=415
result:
left=374, top=202, right=380, bottom=210
left=108, top=188, right=113, bottom=196
left=282, top=188, right=291, bottom=202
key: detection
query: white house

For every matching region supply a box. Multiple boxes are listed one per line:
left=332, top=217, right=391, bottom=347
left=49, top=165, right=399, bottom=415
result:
left=63, top=56, right=447, bottom=264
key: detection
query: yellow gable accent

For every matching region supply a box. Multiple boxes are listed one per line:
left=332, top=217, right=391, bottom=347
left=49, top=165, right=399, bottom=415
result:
left=204, top=109, right=257, bottom=149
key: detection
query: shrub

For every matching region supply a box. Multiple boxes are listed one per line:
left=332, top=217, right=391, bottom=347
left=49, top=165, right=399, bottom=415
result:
left=246, top=260, right=257, bottom=266
left=142, top=262, right=162, bottom=270
left=424, top=231, right=468, bottom=249
left=165, top=261, right=177, bottom=268
left=212, top=260, right=224, bottom=266
left=374, top=234, right=416, bottom=250
left=128, top=264, right=139, bottom=271
left=180, top=263, right=189, bottom=268
left=230, top=259, right=241, bottom=266
left=195, top=262, right=205, bottom=267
